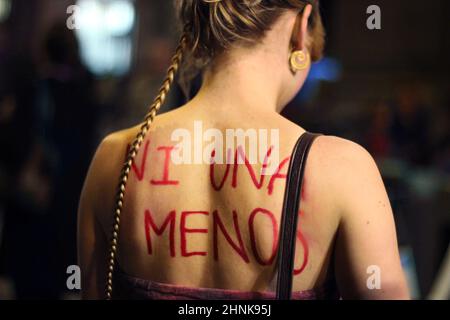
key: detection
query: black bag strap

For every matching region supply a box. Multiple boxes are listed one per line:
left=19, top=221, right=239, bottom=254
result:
left=276, top=132, right=321, bottom=300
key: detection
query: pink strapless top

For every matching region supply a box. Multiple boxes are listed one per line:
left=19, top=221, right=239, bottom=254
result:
left=112, top=267, right=340, bottom=300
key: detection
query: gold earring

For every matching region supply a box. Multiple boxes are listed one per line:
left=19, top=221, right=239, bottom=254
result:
left=290, top=50, right=310, bottom=72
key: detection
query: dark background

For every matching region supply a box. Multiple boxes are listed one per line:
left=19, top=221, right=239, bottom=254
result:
left=0, top=0, right=448, bottom=299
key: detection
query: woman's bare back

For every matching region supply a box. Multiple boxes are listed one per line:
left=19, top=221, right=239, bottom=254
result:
left=91, top=104, right=341, bottom=294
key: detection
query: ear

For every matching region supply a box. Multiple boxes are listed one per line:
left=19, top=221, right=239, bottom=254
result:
left=292, top=4, right=313, bottom=51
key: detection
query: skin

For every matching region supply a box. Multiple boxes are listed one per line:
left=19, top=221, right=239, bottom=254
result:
left=78, top=6, right=410, bottom=299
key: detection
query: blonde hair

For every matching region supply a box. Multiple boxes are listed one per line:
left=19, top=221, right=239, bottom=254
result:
left=105, top=0, right=325, bottom=299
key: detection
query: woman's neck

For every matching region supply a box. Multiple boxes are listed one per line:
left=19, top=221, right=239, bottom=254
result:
left=187, top=49, right=287, bottom=115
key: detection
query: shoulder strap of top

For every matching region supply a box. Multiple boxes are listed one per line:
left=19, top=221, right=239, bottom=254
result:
left=276, top=131, right=322, bottom=300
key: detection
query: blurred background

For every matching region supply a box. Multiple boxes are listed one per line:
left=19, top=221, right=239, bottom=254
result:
left=0, top=0, right=448, bottom=299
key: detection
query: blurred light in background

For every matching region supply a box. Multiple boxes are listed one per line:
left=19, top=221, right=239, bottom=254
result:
left=294, top=57, right=342, bottom=103
left=74, top=0, right=136, bottom=76
left=0, top=0, right=11, bottom=22
left=400, top=247, right=421, bottom=299
left=308, top=58, right=342, bottom=82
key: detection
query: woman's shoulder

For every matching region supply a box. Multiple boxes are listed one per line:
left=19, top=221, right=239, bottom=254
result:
left=80, top=126, right=141, bottom=226
left=313, top=134, right=380, bottom=180
left=307, top=134, right=382, bottom=201
left=93, top=124, right=152, bottom=168
left=98, top=125, right=140, bottom=151
left=313, top=135, right=374, bottom=164
left=311, top=134, right=387, bottom=220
